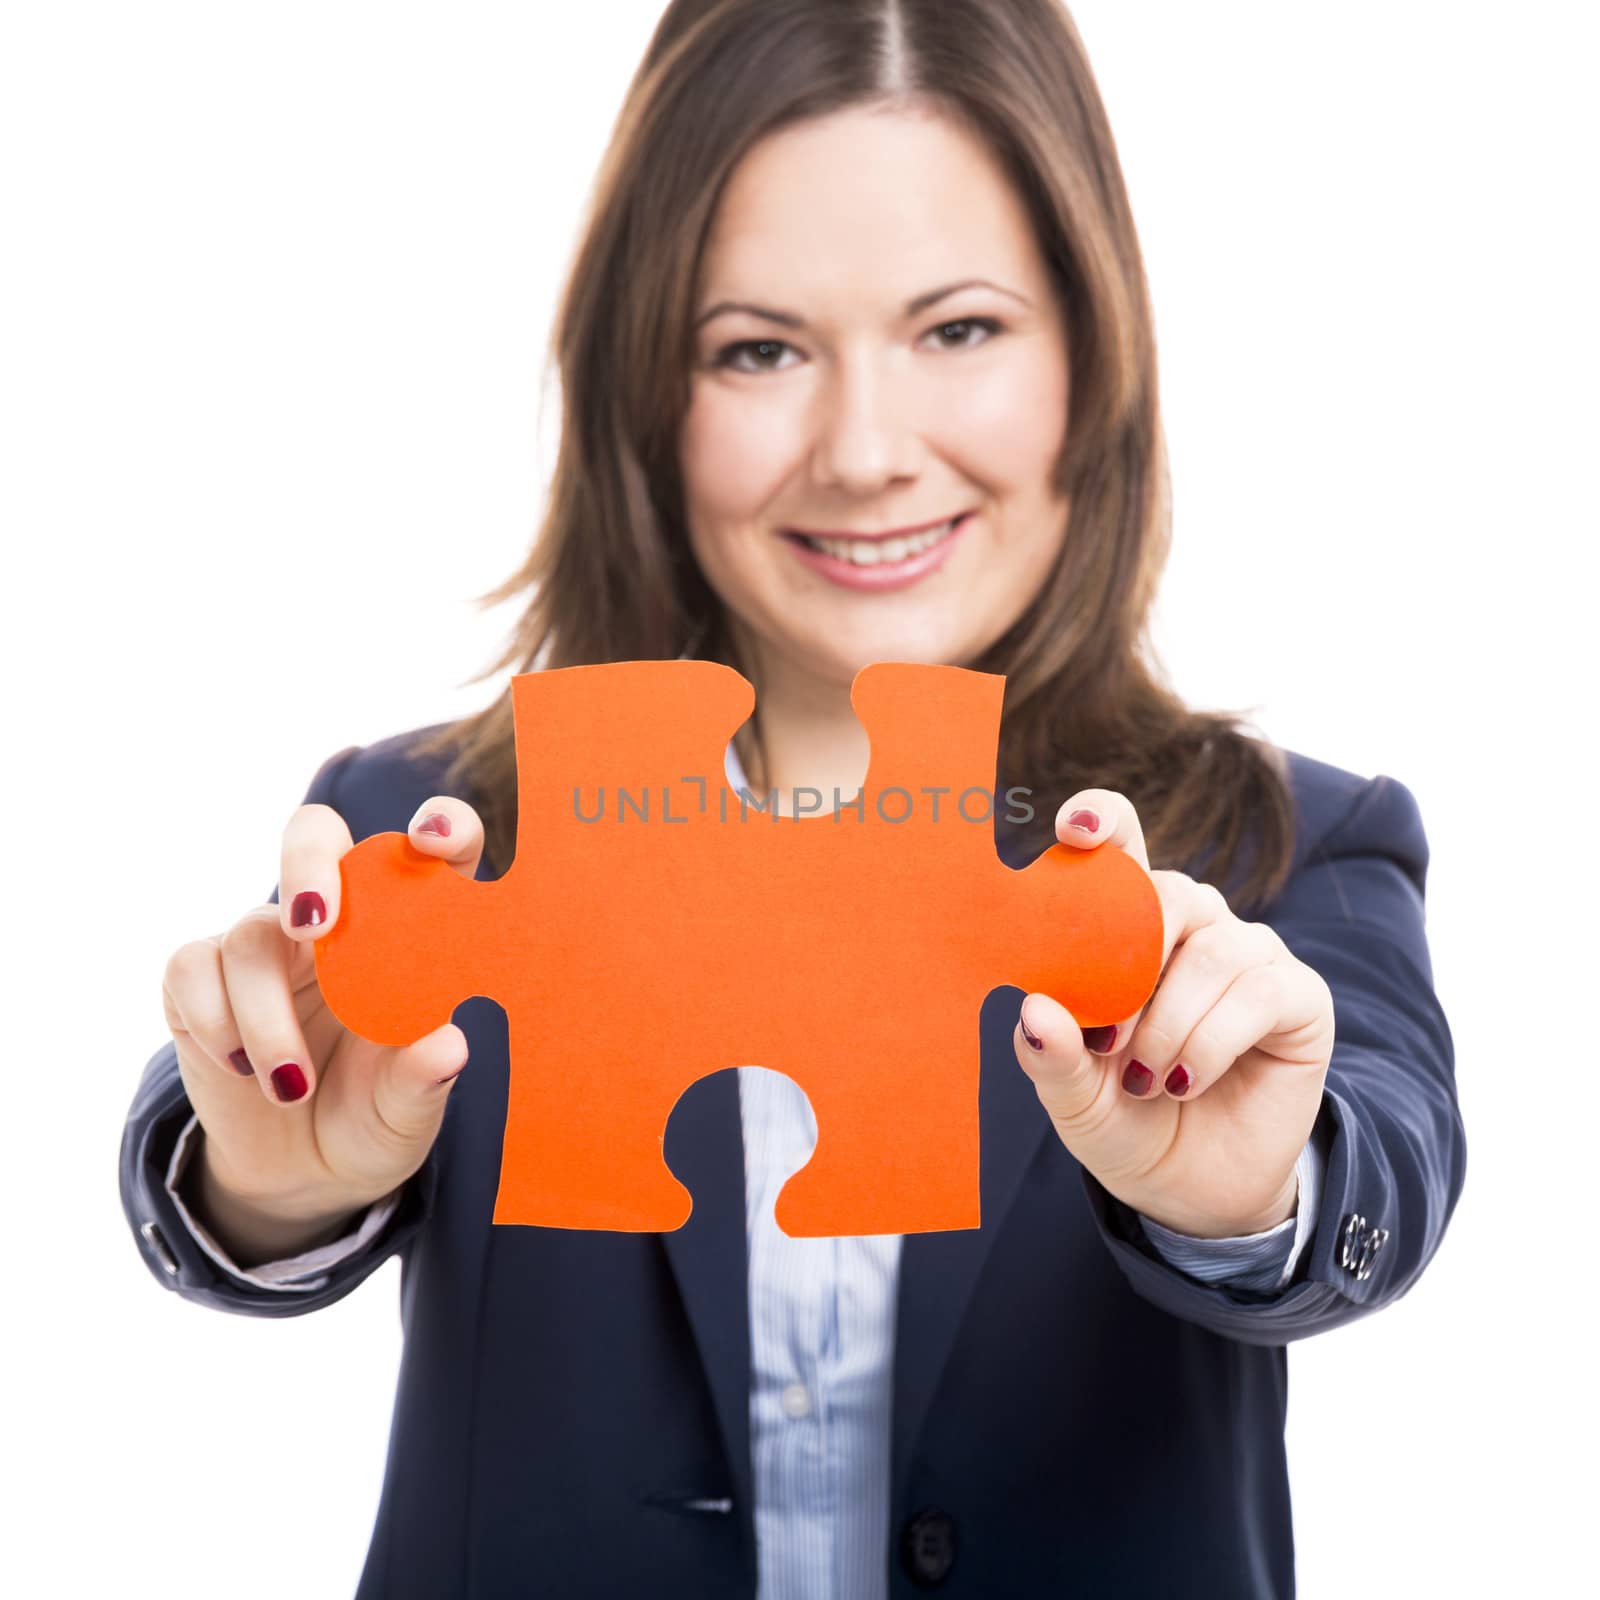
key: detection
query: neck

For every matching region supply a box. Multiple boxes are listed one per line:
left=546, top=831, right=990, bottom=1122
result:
left=729, top=631, right=869, bottom=817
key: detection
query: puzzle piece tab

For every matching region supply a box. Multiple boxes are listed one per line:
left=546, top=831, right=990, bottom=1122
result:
left=314, top=661, right=1164, bottom=1237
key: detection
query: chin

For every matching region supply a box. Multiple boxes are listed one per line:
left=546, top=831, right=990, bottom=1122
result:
left=801, top=625, right=968, bottom=681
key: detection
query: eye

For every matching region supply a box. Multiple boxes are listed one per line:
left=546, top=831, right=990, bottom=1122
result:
left=924, top=316, right=1002, bottom=349
left=709, top=316, right=1003, bottom=374
left=712, top=338, right=799, bottom=374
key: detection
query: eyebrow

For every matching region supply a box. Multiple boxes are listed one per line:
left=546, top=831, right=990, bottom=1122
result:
left=693, top=278, right=1031, bottom=332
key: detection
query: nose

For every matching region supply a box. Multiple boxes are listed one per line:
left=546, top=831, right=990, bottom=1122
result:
left=810, top=352, right=920, bottom=495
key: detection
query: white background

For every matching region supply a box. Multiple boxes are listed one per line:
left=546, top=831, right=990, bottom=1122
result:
left=4, top=2, right=1594, bottom=1594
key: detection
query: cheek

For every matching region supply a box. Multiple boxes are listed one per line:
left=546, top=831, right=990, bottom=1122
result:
left=938, top=349, right=1068, bottom=489
left=681, top=385, right=801, bottom=522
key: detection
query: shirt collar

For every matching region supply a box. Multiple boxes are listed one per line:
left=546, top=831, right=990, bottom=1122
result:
left=724, top=731, right=749, bottom=793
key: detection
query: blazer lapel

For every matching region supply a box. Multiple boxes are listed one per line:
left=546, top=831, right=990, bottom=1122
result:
left=891, top=990, right=1053, bottom=1508
left=658, top=1067, right=755, bottom=1524
left=475, top=774, right=756, bottom=1525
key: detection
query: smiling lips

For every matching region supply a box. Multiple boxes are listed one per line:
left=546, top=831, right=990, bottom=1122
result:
left=781, top=512, right=972, bottom=590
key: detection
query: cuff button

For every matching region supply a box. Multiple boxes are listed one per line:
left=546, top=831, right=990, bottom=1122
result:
left=1338, top=1212, right=1390, bottom=1281
left=140, top=1220, right=179, bottom=1277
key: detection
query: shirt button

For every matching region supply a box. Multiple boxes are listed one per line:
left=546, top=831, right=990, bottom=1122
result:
left=780, top=1382, right=812, bottom=1419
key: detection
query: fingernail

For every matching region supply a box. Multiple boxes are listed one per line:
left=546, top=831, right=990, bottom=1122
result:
left=1082, top=1024, right=1117, bottom=1053
left=1122, top=1059, right=1154, bottom=1096
left=417, top=812, right=452, bottom=838
left=271, top=1062, right=308, bottom=1102
left=227, top=1048, right=255, bottom=1077
left=435, top=1064, right=466, bottom=1086
left=290, top=891, right=326, bottom=929
left=1165, top=1064, right=1192, bottom=1097
left=1067, top=808, right=1100, bottom=833
left=1019, top=1008, right=1045, bottom=1051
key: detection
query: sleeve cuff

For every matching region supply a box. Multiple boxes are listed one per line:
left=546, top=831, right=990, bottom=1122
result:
left=164, top=1112, right=404, bottom=1292
left=1136, top=1120, right=1330, bottom=1291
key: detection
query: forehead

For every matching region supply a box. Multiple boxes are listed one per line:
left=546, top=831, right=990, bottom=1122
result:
left=700, top=106, right=1045, bottom=305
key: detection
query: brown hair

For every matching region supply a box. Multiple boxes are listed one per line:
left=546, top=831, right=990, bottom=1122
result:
left=413, top=0, right=1297, bottom=912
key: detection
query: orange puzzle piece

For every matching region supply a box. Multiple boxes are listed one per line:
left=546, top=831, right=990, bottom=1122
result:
left=314, top=660, right=1164, bottom=1237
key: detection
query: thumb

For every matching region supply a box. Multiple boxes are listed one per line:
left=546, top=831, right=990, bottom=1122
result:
left=372, top=1020, right=470, bottom=1144
left=1013, top=991, right=1106, bottom=1129
left=1014, top=993, right=1172, bottom=1194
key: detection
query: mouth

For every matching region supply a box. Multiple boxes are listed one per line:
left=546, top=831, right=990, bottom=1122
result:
left=782, top=512, right=970, bottom=568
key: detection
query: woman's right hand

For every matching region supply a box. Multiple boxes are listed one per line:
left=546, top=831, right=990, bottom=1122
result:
left=161, top=795, right=483, bottom=1241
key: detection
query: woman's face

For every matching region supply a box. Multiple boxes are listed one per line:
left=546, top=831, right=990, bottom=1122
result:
left=680, top=103, right=1072, bottom=689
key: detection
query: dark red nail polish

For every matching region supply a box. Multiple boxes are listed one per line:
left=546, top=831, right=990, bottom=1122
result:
left=1067, top=808, right=1101, bottom=833
left=417, top=812, right=451, bottom=837
left=290, top=891, right=326, bottom=929
left=1019, top=1011, right=1045, bottom=1051
left=1083, top=1024, right=1117, bottom=1053
left=1165, top=1064, right=1192, bottom=1096
left=1122, top=1059, right=1154, bottom=1096
left=271, top=1062, right=308, bottom=1102
left=227, top=1048, right=254, bottom=1077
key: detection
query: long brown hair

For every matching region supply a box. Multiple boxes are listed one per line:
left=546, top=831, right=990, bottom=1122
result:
left=413, top=0, right=1297, bottom=912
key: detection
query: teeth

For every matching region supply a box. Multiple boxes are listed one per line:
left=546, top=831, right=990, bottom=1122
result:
left=800, top=516, right=961, bottom=564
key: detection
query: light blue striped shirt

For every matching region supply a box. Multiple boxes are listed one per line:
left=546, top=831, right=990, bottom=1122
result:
left=164, top=736, right=1323, bottom=1598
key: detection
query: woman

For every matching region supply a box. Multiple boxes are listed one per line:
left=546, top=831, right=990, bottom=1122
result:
left=120, top=1, right=1466, bottom=1594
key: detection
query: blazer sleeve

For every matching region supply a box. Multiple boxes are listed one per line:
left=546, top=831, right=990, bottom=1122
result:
left=1078, top=772, right=1466, bottom=1346
left=118, top=742, right=444, bottom=1318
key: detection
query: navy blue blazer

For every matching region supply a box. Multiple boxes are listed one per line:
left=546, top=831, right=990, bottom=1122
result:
left=121, top=730, right=1466, bottom=1597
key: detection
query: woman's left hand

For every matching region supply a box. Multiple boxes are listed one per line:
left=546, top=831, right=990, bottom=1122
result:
left=1013, top=790, right=1334, bottom=1239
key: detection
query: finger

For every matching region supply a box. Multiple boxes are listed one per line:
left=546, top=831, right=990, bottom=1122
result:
left=279, top=801, right=356, bottom=941
left=162, top=937, right=261, bottom=1082
left=1014, top=990, right=1175, bottom=1182
left=219, top=905, right=320, bottom=1106
left=405, top=796, right=487, bottom=881
left=1157, top=961, right=1288, bottom=1100
left=1116, top=919, right=1281, bottom=1100
left=1081, top=1015, right=1126, bottom=1058
left=1054, top=788, right=1149, bottom=870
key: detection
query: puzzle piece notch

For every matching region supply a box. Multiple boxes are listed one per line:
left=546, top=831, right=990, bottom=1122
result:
left=315, top=660, right=1164, bottom=1237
